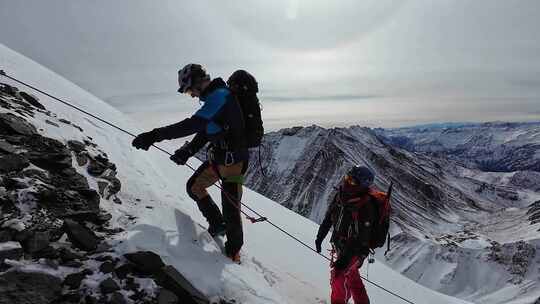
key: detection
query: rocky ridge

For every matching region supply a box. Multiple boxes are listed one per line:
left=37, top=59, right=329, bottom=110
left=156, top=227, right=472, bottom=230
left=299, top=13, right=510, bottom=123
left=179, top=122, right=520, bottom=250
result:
left=0, top=83, right=229, bottom=304
left=374, top=122, right=540, bottom=172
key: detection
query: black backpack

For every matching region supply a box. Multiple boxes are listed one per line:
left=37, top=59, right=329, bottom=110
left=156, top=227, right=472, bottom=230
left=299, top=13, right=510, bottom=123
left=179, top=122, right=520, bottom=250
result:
left=227, top=70, right=264, bottom=148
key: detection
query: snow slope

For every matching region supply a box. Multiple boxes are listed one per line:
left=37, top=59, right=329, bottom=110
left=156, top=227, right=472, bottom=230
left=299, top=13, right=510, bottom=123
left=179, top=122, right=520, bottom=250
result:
left=0, top=44, right=471, bottom=303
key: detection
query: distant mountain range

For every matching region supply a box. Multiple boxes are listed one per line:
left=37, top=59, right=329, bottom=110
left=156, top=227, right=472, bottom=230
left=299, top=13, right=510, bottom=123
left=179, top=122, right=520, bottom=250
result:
left=374, top=122, right=540, bottom=172
left=244, top=123, right=540, bottom=304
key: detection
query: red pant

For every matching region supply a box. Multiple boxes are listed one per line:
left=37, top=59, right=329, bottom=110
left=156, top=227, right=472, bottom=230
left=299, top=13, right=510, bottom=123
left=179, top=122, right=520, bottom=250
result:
left=330, top=256, right=369, bottom=304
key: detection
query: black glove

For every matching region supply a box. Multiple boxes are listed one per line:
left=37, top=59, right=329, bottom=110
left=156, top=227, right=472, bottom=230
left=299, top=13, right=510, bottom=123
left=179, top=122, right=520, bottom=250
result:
left=332, top=251, right=353, bottom=270
left=333, top=256, right=348, bottom=270
left=315, top=238, right=322, bottom=253
left=170, top=146, right=192, bottom=165
left=132, top=131, right=158, bottom=150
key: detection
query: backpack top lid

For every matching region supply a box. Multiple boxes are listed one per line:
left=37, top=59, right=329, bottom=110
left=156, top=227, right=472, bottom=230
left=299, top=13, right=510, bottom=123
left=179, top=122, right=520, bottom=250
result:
left=227, top=70, right=258, bottom=95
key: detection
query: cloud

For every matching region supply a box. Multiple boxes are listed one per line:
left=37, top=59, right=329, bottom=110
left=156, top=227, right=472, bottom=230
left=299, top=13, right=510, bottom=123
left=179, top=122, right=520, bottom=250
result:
left=0, top=0, right=539, bottom=129
left=262, top=94, right=380, bottom=102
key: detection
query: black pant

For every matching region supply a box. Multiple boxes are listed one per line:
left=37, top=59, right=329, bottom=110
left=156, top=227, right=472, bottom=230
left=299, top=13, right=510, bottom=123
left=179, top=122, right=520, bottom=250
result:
left=186, top=161, right=247, bottom=255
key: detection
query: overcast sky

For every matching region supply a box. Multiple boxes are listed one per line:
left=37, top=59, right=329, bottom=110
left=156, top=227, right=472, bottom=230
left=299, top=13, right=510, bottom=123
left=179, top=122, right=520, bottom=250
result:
left=1, top=0, right=539, bottom=130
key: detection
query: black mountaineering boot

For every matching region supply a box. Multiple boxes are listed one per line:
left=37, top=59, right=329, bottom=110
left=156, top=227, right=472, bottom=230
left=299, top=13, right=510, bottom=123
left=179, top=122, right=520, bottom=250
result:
left=196, top=196, right=226, bottom=237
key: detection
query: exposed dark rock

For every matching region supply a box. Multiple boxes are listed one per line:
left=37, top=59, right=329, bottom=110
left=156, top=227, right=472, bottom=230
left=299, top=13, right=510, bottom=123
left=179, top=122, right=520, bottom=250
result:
left=58, top=118, right=71, bottom=125
left=158, top=289, right=179, bottom=304
left=99, top=278, right=120, bottom=294
left=128, top=290, right=148, bottom=302
left=114, top=263, right=134, bottom=279
left=63, top=219, right=98, bottom=251
left=0, top=262, right=10, bottom=272
left=87, top=159, right=107, bottom=176
left=0, top=196, right=16, bottom=214
left=78, top=189, right=101, bottom=211
left=0, top=83, right=18, bottom=97
left=3, top=135, right=24, bottom=145
left=19, top=91, right=45, bottom=110
left=0, top=230, right=13, bottom=242
left=103, top=177, right=121, bottom=199
left=125, top=276, right=140, bottom=292
left=22, top=231, right=50, bottom=253
left=96, top=211, right=112, bottom=224
left=44, top=258, right=59, bottom=270
left=124, top=251, right=165, bottom=275
left=110, top=292, right=127, bottom=304
left=61, top=211, right=98, bottom=223
left=56, top=167, right=90, bottom=191
left=0, top=112, right=37, bottom=136
left=3, top=177, right=29, bottom=190
left=0, top=139, right=17, bottom=154
left=0, top=99, right=11, bottom=109
left=94, top=242, right=113, bottom=254
left=282, top=126, right=303, bottom=136
left=67, top=140, right=85, bottom=154
left=113, top=197, right=122, bottom=205
left=97, top=181, right=108, bottom=197
left=101, top=227, right=124, bottom=235
left=95, top=254, right=114, bottom=262
left=45, top=120, right=60, bottom=128
left=33, top=246, right=59, bottom=259
left=0, top=154, right=29, bottom=173
left=13, top=230, right=32, bottom=243
left=14, top=109, right=32, bottom=118
left=23, top=136, right=72, bottom=172
left=72, top=124, right=83, bottom=132
left=62, top=260, right=84, bottom=268
left=0, top=241, right=23, bottom=262
left=84, top=295, right=98, bottom=304
left=76, top=152, right=89, bottom=166
left=57, top=291, right=81, bottom=303
left=21, top=168, right=49, bottom=182
left=155, top=265, right=209, bottom=304
left=99, top=261, right=115, bottom=274
left=0, top=271, right=62, bottom=304
left=63, top=271, right=87, bottom=289
left=39, top=187, right=100, bottom=221
left=83, top=138, right=97, bottom=148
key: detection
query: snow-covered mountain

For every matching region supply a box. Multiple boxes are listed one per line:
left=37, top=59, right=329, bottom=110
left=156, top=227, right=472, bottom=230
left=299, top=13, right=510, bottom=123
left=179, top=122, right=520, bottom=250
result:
left=0, top=44, right=474, bottom=303
left=244, top=125, right=540, bottom=304
left=374, top=122, right=540, bottom=172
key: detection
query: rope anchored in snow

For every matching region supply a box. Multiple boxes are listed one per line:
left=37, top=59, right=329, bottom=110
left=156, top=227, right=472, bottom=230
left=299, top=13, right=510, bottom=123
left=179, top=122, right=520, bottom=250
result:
left=0, top=70, right=416, bottom=304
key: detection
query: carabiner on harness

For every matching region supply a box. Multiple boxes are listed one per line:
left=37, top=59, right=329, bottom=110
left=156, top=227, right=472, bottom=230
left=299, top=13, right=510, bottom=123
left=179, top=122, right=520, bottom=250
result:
left=225, top=151, right=235, bottom=166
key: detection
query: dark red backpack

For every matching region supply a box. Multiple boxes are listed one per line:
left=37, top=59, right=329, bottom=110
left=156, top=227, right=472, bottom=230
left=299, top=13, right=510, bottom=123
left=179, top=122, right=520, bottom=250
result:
left=368, top=182, right=393, bottom=253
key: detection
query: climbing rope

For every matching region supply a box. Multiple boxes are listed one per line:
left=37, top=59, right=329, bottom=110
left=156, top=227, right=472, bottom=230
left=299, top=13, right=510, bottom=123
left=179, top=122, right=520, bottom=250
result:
left=0, top=69, right=416, bottom=304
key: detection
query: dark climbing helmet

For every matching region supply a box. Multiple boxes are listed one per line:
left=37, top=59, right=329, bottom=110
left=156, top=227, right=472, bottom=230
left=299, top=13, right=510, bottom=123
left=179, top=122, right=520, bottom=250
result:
left=177, top=64, right=210, bottom=93
left=347, top=165, right=375, bottom=188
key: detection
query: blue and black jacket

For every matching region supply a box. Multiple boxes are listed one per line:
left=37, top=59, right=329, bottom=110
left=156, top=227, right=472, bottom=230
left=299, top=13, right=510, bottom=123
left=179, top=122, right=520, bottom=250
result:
left=153, top=78, right=248, bottom=165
